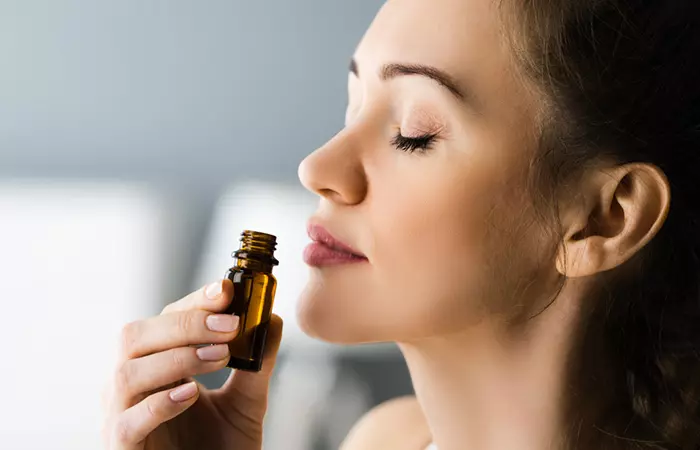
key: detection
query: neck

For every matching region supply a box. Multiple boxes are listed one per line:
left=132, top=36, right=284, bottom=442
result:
left=398, top=298, right=581, bottom=450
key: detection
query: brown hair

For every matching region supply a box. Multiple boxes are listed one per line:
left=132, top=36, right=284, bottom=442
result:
left=498, top=0, right=700, bottom=448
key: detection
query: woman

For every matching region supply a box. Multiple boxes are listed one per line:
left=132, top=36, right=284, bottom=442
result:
left=102, top=0, right=700, bottom=448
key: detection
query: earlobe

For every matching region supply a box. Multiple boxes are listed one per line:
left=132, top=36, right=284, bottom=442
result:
left=555, top=163, right=671, bottom=278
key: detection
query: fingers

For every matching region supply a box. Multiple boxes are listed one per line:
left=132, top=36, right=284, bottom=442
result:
left=109, top=382, right=199, bottom=449
left=161, top=279, right=234, bottom=315
left=104, top=279, right=238, bottom=449
left=113, top=344, right=230, bottom=410
left=219, top=314, right=284, bottom=406
left=119, top=309, right=240, bottom=360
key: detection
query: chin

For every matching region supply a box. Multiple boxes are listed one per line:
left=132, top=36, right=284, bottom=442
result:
left=295, top=278, right=386, bottom=344
left=296, top=290, right=360, bottom=344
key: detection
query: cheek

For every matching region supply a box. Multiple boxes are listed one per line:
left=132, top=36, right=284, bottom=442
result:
left=295, top=184, right=492, bottom=344
left=367, top=174, right=495, bottom=332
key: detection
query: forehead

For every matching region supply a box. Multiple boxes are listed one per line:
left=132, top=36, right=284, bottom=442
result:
left=355, top=0, right=506, bottom=86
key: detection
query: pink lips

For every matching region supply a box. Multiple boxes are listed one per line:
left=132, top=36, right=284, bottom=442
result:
left=303, top=223, right=368, bottom=267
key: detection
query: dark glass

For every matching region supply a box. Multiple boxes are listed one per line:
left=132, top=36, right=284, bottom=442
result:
left=223, top=231, right=278, bottom=372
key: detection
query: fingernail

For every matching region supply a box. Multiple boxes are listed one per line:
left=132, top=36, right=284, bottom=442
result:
left=205, top=280, right=223, bottom=299
left=169, top=381, right=198, bottom=402
left=196, top=344, right=229, bottom=361
left=206, top=314, right=240, bottom=333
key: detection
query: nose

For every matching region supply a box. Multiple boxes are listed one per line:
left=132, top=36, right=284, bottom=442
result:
left=298, top=128, right=368, bottom=206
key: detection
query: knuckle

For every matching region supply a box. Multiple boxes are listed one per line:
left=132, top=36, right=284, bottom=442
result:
left=112, top=416, right=132, bottom=444
left=113, top=363, right=132, bottom=396
left=176, top=311, right=195, bottom=336
left=144, top=396, right=160, bottom=421
left=178, top=310, right=208, bottom=338
left=170, top=348, right=189, bottom=373
left=119, top=321, right=140, bottom=358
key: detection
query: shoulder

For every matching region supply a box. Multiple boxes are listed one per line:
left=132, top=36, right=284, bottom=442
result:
left=340, top=395, right=431, bottom=450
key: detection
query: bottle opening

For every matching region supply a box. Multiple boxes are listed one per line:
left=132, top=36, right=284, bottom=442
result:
left=232, top=230, right=279, bottom=266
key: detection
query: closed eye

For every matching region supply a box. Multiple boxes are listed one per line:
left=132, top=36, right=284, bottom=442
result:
left=391, top=133, right=438, bottom=154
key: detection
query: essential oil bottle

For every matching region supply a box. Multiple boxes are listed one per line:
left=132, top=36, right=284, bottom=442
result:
left=223, top=230, right=279, bottom=372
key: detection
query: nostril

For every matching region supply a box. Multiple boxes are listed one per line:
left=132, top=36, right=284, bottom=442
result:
left=319, top=188, right=343, bottom=202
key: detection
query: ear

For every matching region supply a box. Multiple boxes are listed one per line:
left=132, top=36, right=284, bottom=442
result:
left=555, top=163, right=671, bottom=277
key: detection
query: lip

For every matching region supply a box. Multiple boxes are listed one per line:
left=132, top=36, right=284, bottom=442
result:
left=304, top=223, right=368, bottom=267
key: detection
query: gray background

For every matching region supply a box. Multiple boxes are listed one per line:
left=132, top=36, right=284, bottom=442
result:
left=0, top=0, right=381, bottom=183
left=0, top=0, right=383, bottom=298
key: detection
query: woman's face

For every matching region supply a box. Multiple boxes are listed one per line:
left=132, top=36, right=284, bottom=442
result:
left=297, top=0, right=551, bottom=343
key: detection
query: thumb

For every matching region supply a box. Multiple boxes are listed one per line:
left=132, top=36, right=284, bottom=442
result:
left=217, top=314, right=284, bottom=411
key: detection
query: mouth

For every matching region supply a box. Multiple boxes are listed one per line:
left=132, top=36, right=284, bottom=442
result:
left=303, top=223, right=368, bottom=267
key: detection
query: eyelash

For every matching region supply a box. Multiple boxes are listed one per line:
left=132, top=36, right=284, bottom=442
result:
left=391, top=132, right=438, bottom=154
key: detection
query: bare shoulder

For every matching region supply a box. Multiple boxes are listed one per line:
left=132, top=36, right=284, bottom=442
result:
left=340, top=395, right=432, bottom=450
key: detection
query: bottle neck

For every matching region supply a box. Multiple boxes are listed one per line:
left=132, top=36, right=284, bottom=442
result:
left=234, top=257, right=273, bottom=273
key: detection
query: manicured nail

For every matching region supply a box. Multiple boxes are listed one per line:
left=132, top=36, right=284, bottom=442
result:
left=205, top=280, right=223, bottom=299
left=206, top=314, right=239, bottom=333
left=169, top=381, right=198, bottom=402
left=196, top=344, right=229, bottom=361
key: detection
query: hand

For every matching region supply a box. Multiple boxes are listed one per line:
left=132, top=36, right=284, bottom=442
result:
left=102, top=279, right=283, bottom=450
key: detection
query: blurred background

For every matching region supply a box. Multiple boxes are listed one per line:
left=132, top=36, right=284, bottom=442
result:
left=0, top=1, right=414, bottom=449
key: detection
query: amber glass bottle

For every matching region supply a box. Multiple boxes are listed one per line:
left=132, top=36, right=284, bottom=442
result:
left=223, top=230, right=279, bottom=372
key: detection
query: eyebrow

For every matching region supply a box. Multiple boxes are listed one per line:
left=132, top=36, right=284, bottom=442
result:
left=349, top=58, right=468, bottom=102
